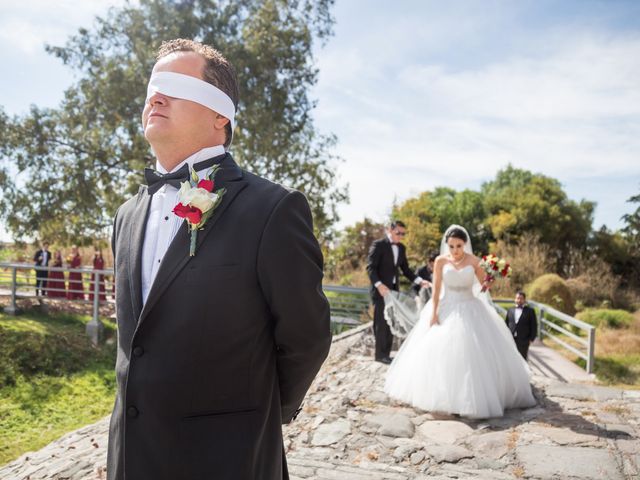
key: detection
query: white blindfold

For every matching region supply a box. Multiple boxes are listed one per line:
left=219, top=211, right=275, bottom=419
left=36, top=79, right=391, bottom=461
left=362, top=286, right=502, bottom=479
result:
left=146, top=71, right=236, bottom=131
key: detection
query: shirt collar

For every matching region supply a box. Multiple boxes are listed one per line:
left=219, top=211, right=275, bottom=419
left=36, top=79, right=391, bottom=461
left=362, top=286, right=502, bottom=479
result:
left=155, top=145, right=226, bottom=174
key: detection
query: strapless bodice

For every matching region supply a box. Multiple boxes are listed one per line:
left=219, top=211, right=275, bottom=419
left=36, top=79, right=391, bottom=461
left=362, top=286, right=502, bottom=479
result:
left=442, top=264, right=475, bottom=299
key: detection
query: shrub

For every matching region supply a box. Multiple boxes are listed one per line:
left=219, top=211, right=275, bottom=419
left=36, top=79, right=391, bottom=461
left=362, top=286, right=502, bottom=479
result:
left=565, top=250, right=619, bottom=308
left=527, top=273, right=576, bottom=315
left=489, top=233, right=554, bottom=297
left=576, top=308, right=635, bottom=329
left=0, top=314, right=115, bottom=388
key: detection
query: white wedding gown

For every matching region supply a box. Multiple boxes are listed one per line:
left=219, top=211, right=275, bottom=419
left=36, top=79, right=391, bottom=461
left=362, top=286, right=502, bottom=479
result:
left=384, top=264, right=536, bottom=418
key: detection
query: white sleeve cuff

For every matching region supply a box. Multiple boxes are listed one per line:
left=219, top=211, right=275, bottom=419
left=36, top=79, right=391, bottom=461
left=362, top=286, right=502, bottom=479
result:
left=413, top=276, right=423, bottom=285
left=374, top=281, right=382, bottom=288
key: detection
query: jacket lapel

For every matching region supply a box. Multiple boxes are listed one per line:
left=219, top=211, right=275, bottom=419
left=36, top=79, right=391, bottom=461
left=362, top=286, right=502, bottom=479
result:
left=128, top=186, right=152, bottom=321
left=137, top=156, right=247, bottom=325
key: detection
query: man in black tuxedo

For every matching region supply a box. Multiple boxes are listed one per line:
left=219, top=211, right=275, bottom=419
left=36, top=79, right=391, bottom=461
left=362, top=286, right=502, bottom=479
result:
left=506, top=291, right=538, bottom=360
left=366, top=221, right=429, bottom=364
left=33, top=241, right=50, bottom=296
left=107, top=39, right=331, bottom=480
left=411, top=251, right=437, bottom=302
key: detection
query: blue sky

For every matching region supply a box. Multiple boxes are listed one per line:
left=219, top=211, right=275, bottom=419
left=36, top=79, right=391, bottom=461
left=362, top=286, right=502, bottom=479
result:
left=1, top=0, right=639, bottom=241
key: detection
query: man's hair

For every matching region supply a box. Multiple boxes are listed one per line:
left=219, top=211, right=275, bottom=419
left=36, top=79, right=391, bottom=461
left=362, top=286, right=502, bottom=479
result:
left=428, top=251, right=439, bottom=262
left=516, top=290, right=526, bottom=298
left=390, top=220, right=406, bottom=230
left=156, top=39, right=239, bottom=149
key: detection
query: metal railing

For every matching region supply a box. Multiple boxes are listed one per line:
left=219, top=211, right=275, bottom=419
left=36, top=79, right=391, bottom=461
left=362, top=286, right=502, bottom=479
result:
left=1, top=261, right=373, bottom=342
left=494, top=298, right=595, bottom=374
left=323, top=285, right=371, bottom=322
left=0, top=262, right=113, bottom=344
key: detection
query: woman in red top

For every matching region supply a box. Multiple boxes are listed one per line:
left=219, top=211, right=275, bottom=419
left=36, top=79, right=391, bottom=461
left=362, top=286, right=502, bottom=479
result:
left=89, top=248, right=106, bottom=302
left=47, top=250, right=67, bottom=298
left=66, top=245, right=85, bottom=300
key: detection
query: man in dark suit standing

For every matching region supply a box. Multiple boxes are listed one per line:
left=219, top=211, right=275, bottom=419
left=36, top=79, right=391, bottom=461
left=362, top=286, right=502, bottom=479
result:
left=412, top=251, right=437, bottom=309
left=33, top=241, right=51, bottom=296
left=108, top=39, right=331, bottom=480
left=506, top=290, right=538, bottom=360
left=366, top=220, right=428, bottom=364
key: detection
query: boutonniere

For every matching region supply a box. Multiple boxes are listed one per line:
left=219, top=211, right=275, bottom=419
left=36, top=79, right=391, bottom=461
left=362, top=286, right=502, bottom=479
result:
left=172, top=165, right=226, bottom=256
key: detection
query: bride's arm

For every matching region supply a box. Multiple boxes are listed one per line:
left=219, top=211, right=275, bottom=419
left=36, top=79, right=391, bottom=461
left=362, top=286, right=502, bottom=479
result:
left=472, top=256, right=492, bottom=290
left=430, top=257, right=445, bottom=325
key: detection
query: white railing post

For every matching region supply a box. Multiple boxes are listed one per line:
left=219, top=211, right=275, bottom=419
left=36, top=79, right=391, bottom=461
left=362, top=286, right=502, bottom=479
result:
left=587, top=327, right=596, bottom=374
left=4, top=266, right=21, bottom=315
left=86, top=270, right=104, bottom=345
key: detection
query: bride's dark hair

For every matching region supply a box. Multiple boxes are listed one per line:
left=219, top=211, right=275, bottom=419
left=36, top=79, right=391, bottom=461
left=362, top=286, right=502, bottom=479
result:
left=445, top=227, right=468, bottom=243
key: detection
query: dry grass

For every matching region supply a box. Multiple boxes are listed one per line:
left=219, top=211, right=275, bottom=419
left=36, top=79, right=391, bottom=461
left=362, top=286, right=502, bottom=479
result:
left=545, top=311, right=640, bottom=387
left=490, top=233, right=554, bottom=296
left=596, top=318, right=640, bottom=356
left=507, top=429, right=519, bottom=449
left=601, top=404, right=631, bottom=417
left=512, top=465, right=526, bottom=478
left=565, top=249, right=620, bottom=309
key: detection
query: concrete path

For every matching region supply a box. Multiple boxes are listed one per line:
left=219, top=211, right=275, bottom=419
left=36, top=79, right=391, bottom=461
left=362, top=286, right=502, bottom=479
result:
left=1, top=324, right=638, bottom=480
left=528, top=341, right=595, bottom=383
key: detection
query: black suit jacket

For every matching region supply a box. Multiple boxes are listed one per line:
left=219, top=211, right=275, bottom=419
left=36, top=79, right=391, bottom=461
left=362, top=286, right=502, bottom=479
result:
left=33, top=249, right=51, bottom=266
left=107, top=153, right=331, bottom=480
left=411, top=265, right=432, bottom=296
left=33, top=249, right=51, bottom=277
left=366, top=237, right=416, bottom=300
left=506, top=306, right=538, bottom=343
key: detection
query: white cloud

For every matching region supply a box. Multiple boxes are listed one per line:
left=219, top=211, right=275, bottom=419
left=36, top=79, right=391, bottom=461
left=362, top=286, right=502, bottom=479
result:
left=0, top=0, right=130, bottom=55
left=314, top=27, right=640, bottom=229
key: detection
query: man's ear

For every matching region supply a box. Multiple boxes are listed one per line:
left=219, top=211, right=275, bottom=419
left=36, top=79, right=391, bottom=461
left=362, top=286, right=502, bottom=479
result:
left=213, top=114, right=229, bottom=131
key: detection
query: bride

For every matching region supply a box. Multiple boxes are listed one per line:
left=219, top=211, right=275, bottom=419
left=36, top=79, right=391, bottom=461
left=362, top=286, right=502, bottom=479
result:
left=384, top=225, right=536, bottom=418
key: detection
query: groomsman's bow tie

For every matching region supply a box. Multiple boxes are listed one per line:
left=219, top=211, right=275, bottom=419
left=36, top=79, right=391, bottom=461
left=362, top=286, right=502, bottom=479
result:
left=144, top=153, right=227, bottom=195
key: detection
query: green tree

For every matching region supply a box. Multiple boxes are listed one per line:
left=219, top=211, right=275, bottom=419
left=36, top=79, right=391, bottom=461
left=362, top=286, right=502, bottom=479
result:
left=481, top=165, right=594, bottom=269
left=619, top=189, right=640, bottom=285
left=0, top=0, right=346, bottom=244
left=326, top=217, right=384, bottom=282
left=391, top=187, right=488, bottom=261
left=621, top=189, right=640, bottom=249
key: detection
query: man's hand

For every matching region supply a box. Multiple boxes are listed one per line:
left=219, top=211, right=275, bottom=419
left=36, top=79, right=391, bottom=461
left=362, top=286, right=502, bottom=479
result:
left=420, top=280, right=432, bottom=289
left=377, top=284, right=391, bottom=297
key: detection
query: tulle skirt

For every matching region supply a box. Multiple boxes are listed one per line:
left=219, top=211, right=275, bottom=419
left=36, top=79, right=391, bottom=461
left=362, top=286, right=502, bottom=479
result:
left=384, top=292, right=536, bottom=418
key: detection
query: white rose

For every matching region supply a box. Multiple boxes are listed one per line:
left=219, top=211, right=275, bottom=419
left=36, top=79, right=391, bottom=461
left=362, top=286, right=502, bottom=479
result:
left=178, top=182, right=218, bottom=213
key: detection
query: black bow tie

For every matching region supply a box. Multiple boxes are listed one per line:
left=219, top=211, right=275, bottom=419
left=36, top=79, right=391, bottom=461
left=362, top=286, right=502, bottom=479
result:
left=144, top=153, right=227, bottom=195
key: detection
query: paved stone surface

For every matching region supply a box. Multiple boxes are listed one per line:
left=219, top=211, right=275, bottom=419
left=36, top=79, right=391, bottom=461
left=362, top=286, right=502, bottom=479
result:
left=1, top=324, right=639, bottom=479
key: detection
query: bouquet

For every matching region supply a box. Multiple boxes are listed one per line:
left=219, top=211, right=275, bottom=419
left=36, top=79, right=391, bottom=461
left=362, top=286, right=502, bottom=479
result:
left=479, top=254, right=512, bottom=292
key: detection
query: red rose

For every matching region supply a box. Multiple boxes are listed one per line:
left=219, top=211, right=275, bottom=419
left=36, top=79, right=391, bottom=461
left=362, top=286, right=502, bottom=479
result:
left=197, top=179, right=214, bottom=192
left=173, top=202, right=203, bottom=224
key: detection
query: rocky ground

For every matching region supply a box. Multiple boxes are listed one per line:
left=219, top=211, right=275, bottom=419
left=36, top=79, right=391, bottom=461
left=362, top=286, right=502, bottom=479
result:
left=1, top=324, right=638, bottom=480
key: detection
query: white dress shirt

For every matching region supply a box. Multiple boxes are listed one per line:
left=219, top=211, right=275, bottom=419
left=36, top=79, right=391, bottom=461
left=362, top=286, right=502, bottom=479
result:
left=141, top=145, right=225, bottom=305
left=373, top=234, right=423, bottom=288
left=514, top=306, right=524, bottom=324
left=513, top=306, right=524, bottom=337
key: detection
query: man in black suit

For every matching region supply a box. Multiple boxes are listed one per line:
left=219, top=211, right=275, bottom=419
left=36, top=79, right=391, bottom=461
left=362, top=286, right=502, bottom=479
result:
left=366, top=220, right=429, bottom=364
left=411, top=251, right=437, bottom=298
left=33, top=241, right=50, bottom=296
left=506, top=291, right=538, bottom=360
left=107, top=39, right=331, bottom=480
